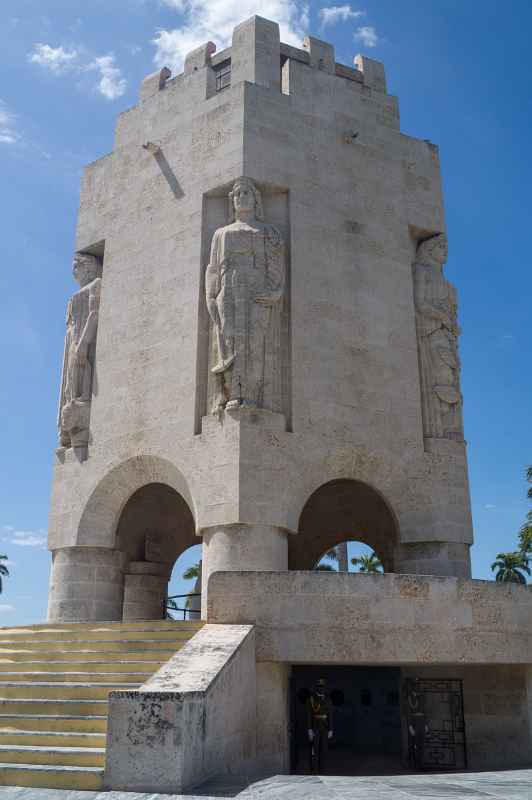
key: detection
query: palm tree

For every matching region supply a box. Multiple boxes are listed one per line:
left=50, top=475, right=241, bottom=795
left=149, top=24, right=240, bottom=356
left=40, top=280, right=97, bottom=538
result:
left=518, top=466, right=532, bottom=556
left=315, top=563, right=336, bottom=571
left=351, top=552, right=383, bottom=574
left=182, top=562, right=200, bottom=581
left=0, top=556, right=9, bottom=593
left=491, top=552, right=531, bottom=584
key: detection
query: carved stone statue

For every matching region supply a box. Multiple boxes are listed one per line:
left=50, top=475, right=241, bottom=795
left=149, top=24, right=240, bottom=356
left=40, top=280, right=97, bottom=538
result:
left=205, top=177, right=285, bottom=412
left=58, top=252, right=102, bottom=449
left=413, top=234, right=463, bottom=441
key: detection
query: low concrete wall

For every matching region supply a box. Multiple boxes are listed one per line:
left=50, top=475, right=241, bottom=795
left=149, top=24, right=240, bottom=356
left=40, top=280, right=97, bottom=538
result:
left=207, top=571, right=532, bottom=664
left=104, top=624, right=256, bottom=793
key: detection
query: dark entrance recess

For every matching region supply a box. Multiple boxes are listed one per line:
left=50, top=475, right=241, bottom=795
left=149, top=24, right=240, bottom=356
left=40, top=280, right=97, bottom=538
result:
left=290, top=666, right=403, bottom=776
left=405, top=678, right=467, bottom=771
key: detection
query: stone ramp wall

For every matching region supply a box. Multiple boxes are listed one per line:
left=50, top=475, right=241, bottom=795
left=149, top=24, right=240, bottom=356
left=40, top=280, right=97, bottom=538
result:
left=104, top=624, right=256, bottom=793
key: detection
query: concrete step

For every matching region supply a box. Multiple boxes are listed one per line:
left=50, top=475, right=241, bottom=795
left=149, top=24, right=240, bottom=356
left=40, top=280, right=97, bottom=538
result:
left=0, top=714, right=107, bottom=733
left=0, top=671, right=152, bottom=682
left=0, top=627, right=202, bottom=644
left=0, top=729, right=106, bottom=748
left=0, top=649, right=177, bottom=663
left=0, top=638, right=190, bottom=653
left=0, top=762, right=103, bottom=790
left=0, top=620, right=200, bottom=634
left=0, top=660, right=161, bottom=674
left=0, top=620, right=203, bottom=791
left=0, top=744, right=105, bottom=768
left=0, top=698, right=108, bottom=716
left=0, top=681, right=137, bottom=701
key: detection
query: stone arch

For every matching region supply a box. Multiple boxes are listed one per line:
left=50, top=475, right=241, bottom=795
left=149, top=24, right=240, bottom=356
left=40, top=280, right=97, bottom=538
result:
left=116, top=482, right=197, bottom=621
left=77, top=455, right=196, bottom=549
left=289, top=479, right=400, bottom=572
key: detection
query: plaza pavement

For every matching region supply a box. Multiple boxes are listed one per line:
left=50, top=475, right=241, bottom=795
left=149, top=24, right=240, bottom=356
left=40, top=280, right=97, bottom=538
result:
left=0, top=770, right=530, bottom=799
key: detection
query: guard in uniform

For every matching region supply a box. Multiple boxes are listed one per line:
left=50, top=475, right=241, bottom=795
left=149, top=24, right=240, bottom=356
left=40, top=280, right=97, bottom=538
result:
left=306, top=678, right=334, bottom=774
left=407, top=685, right=430, bottom=769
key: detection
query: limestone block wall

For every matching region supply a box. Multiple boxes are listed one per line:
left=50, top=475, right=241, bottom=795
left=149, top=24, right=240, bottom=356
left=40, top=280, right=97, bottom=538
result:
left=207, top=572, right=532, bottom=665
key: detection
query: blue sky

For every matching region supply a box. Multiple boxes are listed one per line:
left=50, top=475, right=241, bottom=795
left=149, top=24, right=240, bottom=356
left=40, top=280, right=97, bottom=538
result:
left=0, top=0, right=530, bottom=626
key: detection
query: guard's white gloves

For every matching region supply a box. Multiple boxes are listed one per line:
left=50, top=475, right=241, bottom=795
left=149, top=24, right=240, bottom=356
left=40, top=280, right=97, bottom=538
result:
left=308, top=729, right=314, bottom=742
left=328, top=730, right=333, bottom=739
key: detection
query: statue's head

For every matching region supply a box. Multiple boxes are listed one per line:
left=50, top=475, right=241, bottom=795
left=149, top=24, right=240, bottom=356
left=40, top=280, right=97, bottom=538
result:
left=417, top=233, right=448, bottom=265
left=229, top=177, right=264, bottom=221
left=72, top=252, right=102, bottom=287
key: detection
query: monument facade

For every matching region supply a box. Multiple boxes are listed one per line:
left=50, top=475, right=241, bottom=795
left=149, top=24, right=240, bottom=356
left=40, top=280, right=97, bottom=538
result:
left=44, top=16, right=532, bottom=791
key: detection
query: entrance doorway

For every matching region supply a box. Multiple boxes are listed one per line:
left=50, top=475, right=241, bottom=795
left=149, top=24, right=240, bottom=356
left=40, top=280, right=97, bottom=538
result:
left=291, top=666, right=403, bottom=776
left=405, top=678, right=466, bottom=770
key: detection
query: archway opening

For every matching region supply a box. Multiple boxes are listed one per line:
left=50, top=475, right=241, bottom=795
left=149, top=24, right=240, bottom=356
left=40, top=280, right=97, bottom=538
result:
left=167, top=544, right=202, bottom=620
left=115, top=482, right=197, bottom=621
left=315, top=541, right=384, bottom=574
left=290, top=479, right=398, bottom=572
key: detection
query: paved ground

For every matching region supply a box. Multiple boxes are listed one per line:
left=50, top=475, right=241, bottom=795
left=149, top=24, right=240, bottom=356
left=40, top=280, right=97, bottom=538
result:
left=0, top=771, right=530, bottom=799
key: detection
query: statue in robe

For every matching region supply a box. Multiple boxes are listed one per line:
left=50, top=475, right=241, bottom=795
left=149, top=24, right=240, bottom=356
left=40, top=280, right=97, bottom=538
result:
left=205, top=177, right=285, bottom=412
left=58, top=252, right=102, bottom=449
left=413, top=234, right=463, bottom=441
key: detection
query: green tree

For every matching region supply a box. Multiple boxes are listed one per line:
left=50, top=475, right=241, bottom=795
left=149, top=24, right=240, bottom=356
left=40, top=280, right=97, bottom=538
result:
left=518, top=466, right=532, bottom=556
left=351, top=552, right=383, bottom=574
left=182, top=562, right=200, bottom=581
left=315, top=563, right=336, bottom=571
left=0, top=555, right=9, bottom=593
left=491, top=552, right=531, bottom=584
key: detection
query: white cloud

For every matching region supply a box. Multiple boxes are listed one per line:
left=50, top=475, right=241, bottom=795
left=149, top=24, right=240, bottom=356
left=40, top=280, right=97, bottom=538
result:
left=88, top=55, right=127, bottom=100
left=28, top=43, right=79, bottom=74
left=484, top=504, right=496, bottom=510
left=152, top=0, right=309, bottom=72
left=319, top=5, right=364, bottom=27
left=3, top=528, right=47, bottom=549
left=28, top=43, right=126, bottom=100
left=354, top=24, right=378, bottom=47
left=0, top=605, right=14, bottom=614
left=0, top=100, right=21, bottom=145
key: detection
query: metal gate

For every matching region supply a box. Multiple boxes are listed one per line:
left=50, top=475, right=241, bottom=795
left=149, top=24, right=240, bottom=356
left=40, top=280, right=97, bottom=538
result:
left=404, top=678, right=466, bottom=770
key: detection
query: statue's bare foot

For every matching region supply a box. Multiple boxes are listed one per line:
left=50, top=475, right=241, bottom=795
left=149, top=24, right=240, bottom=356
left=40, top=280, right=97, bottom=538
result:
left=211, top=353, right=236, bottom=374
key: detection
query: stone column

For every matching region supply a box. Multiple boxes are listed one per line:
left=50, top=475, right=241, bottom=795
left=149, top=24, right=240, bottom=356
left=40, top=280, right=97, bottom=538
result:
left=395, top=542, right=472, bottom=578
left=201, top=524, right=288, bottom=618
left=47, top=547, right=124, bottom=622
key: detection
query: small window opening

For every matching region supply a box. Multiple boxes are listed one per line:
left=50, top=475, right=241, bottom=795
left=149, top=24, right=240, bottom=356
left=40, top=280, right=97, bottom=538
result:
left=214, top=59, right=231, bottom=92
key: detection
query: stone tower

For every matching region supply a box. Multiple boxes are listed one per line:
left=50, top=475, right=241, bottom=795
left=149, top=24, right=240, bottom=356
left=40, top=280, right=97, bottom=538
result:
left=47, top=15, right=472, bottom=622
left=44, top=18, right=532, bottom=792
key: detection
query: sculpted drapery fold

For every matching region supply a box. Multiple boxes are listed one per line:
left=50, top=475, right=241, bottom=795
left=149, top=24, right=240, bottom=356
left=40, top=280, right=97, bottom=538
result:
left=205, top=178, right=285, bottom=413
left=58, top=252, right=102, bottom=450
left=413, top=234, right=464, bottom=443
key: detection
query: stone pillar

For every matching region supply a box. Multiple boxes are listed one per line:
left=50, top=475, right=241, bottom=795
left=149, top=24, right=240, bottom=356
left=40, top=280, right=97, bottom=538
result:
left=231, top=16, right=281, bottom=91
left=122, top=561, right=171, bottom=621
left=201, top=524, right=288, bottom=618
left=47, top=547, right=124, bottom=622
left=396, top=542, right=472, bottom=578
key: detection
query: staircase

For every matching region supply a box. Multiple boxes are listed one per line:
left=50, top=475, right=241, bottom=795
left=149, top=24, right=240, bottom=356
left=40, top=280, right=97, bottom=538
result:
left=0, top=620, right=202, bottom=790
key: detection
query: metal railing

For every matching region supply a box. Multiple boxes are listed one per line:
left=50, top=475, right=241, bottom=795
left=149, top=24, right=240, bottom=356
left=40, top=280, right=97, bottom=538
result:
left=164, top=593, right=201, bottom=621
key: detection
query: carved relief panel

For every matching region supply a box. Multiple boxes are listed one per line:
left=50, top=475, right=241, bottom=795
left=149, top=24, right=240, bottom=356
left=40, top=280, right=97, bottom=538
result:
left=413, top=234, right=464, bottom=443
left=58, top=252, right=102, bottom=451
left=199, top=178, right=290, bottom=425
